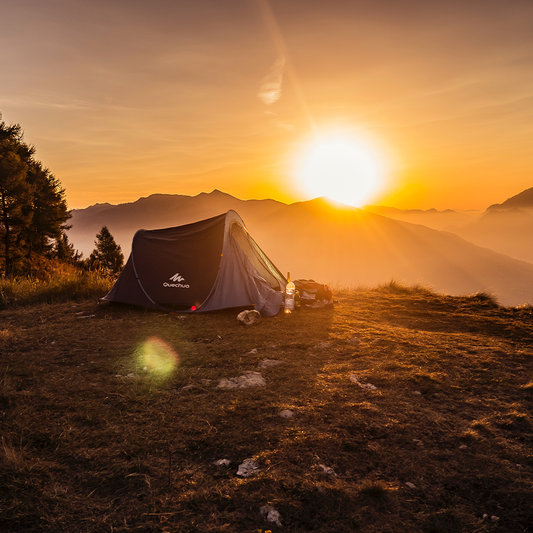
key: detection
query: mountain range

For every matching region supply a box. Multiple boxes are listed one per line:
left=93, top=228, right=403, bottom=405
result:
left=68, top=188, right=533, bottom=307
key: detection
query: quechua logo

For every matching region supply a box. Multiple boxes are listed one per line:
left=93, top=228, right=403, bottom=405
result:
left=163, top=273, right=190, bottom=289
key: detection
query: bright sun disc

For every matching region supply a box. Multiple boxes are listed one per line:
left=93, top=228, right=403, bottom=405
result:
left=296, top=134, right=386, bottom=207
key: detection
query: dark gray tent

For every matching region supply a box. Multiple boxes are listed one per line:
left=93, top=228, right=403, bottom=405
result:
left=102, top=210, right=286, bottom=316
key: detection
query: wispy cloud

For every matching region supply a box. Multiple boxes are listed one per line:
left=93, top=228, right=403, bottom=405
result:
left=258, top=55, right=285, bottom=105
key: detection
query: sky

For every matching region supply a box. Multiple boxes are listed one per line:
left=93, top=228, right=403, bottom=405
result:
left=1, top=0, right=533, bottom=210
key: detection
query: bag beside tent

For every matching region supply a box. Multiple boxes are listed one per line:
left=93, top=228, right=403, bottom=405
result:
left=102, top=210, right=286, bottom=316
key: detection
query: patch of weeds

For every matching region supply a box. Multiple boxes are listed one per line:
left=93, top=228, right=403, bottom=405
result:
left=358, top=479, right=389, bottom=501
left=465, top=291, right=499, bottom=308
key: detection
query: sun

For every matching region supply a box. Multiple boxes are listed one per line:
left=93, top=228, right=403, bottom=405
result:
left=295, top=133, right=387, bottom=207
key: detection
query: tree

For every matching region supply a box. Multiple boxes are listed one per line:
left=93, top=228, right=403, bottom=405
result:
left=88, top=226, right=124, bottom=275
left=0, top=114, right=71, bottom=275
left=0, top=120, right=35, bottom=275
left=24, top=161, right=71, bottom=258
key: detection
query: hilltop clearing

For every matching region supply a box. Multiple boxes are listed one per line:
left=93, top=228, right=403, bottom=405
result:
left=1, top=286, right=533, bottom=532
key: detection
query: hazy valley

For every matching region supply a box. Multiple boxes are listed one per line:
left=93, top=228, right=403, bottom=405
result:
left=68, top=187, right=533, bottom=307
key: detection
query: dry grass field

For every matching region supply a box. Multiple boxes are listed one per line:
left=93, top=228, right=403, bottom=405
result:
left=1, top=284, right=533, bottom=532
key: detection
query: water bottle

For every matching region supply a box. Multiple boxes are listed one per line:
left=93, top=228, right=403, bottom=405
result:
left=284, top=272, right=296, bottom=314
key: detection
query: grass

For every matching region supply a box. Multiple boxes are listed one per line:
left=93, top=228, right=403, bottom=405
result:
left=1, top=286, right=533, bottom=532
left=0, top=264, right=113, bottom=309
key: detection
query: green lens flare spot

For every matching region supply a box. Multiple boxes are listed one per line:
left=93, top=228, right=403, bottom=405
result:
left=135, top=337, right=178, bottom=379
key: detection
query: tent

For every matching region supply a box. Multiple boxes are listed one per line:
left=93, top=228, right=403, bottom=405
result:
left=102, top=210, right=287, bottom=316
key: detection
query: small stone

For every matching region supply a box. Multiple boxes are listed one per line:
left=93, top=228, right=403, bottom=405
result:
left=237, top=310, right=261, bottom=325
left=459, top=444, right=468, bottom=450
left=278, top=409, right=296, bottom=418
left=258, top=359, right=283, bottom=369
left=314, top=341, right=333, bottom=350
left=346, top=337, right=361, bottom=344
left=237, top=459, right=260, bottom=477
left=317, top=463, right=335, bottom=475
left=247, top=348, right=258, bottom=355
left=181, top=384, right=194, bottom=391
left=260, top=505, right=282, bottom=527
left=217, top=371, right=266, bottom=389
left=214, top=459, right=231, bottom=467
left=406, top=482, right=416, bottom=489
left=413, top=391, right=422, bottom=396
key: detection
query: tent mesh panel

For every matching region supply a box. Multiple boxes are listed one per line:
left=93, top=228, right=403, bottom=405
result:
left=230, top=222, right=286, bottom=291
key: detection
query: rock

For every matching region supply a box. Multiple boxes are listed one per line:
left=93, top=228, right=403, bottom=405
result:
left=406, top=482, right=416, bottom=489
left=181, top=384, right=194, bottom=391
left=258, top=359, right=283, bottom=369
left=247, top=348, right=258, bottom=355
left=237, top=459, right=260, bottom=477
left=346, top=337, right=361, bottom=344
left=413, top=390, right=422, bottom=396
left=350, top=375, right=378, bottom=390
left=217, top=371, right=266, bottom=389
left=260, top=505, right=282, bottom=527
left=316, top=463, right=336, bottom=475
left=459, top=444, right=468, bottom=450
left=214, top=459, right=231, bottom=467
left=237, top=310, right=261, bottom=325
left=314, top=341, right=333, bottom=350
left=278, top=409, right=296, bottom=418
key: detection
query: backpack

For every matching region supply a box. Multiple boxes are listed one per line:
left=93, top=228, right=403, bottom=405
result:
left=293, top=279, right=333, bottom=308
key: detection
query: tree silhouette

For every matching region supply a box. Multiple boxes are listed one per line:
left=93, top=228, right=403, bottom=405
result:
left=0, top=114, right=71, bottom=275
left=88, top=226, right=124, bottom=275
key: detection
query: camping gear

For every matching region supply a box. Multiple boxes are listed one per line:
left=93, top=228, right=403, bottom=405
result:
left=284, top=271, right=296, bottom=313
left=102, top=210, right=287, bottom=316
left=293, top=279, right=334, bottom=308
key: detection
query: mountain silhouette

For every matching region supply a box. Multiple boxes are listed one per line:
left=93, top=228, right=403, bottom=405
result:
left=69, top=190, right=533, bottom=306
left=455, top=187, right=533, bottom=263
left=487, top=186, right=533, bottom=211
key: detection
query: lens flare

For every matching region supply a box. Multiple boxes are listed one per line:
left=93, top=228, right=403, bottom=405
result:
left=135, top=336, right=178, bottom=380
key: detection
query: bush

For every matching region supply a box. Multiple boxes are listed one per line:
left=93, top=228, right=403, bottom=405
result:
left=0, top=262, right=114, bottom=309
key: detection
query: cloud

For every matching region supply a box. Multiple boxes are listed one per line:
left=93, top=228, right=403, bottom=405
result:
left=258, top=56, right=285, bottom=105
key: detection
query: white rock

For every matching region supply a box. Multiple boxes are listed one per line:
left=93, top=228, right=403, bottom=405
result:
left=247, top=348, right=258, bottom=355
left=260, top=505, right=282, bottom=527
left=237, top=310, right=261, bottom=325
left=317, top=463, right=335, bottom=475
left=217, top=371, right=266, bottom=389
left=258, top=359, right=283, bottom=369
left=237, top=459, right=260, bottom=477
left=459, top=444, right=468, bottom=450
left=413, top=390, right=422, bottom=396
left=214, top=459, right=231, bottom=467
left=350, top=375, right=378, bottom=390
left=278, top=409, right=296, bottom=418
left=406, top=482, right=416, bottom=489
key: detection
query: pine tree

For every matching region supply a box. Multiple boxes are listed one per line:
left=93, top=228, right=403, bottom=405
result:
left=88, top=226, right=124, bottom=275
left=0, top=114, right=71, bottom=275
left=25, top=161, right=71, bottom=258
left=0, top=120, right=35, bottom=275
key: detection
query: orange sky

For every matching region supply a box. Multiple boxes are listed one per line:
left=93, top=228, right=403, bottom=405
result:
left=2, top=0, right=533, bottom=210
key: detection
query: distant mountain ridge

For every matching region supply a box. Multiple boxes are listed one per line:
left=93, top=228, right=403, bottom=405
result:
left=68, top=189, right=533, bottom=306
left=455, top=186, right=533, bottom=264
left=488, top=186, right=533, bottom=211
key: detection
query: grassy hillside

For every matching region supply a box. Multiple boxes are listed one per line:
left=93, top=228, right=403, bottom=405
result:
left=1, top=286, right=533, bottom=532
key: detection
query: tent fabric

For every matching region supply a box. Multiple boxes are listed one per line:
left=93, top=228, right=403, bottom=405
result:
left=102, top=210, right=286, bottom=316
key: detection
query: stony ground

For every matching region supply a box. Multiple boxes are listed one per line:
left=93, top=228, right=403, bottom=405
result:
left=1, top=286, right=533, bottom=532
